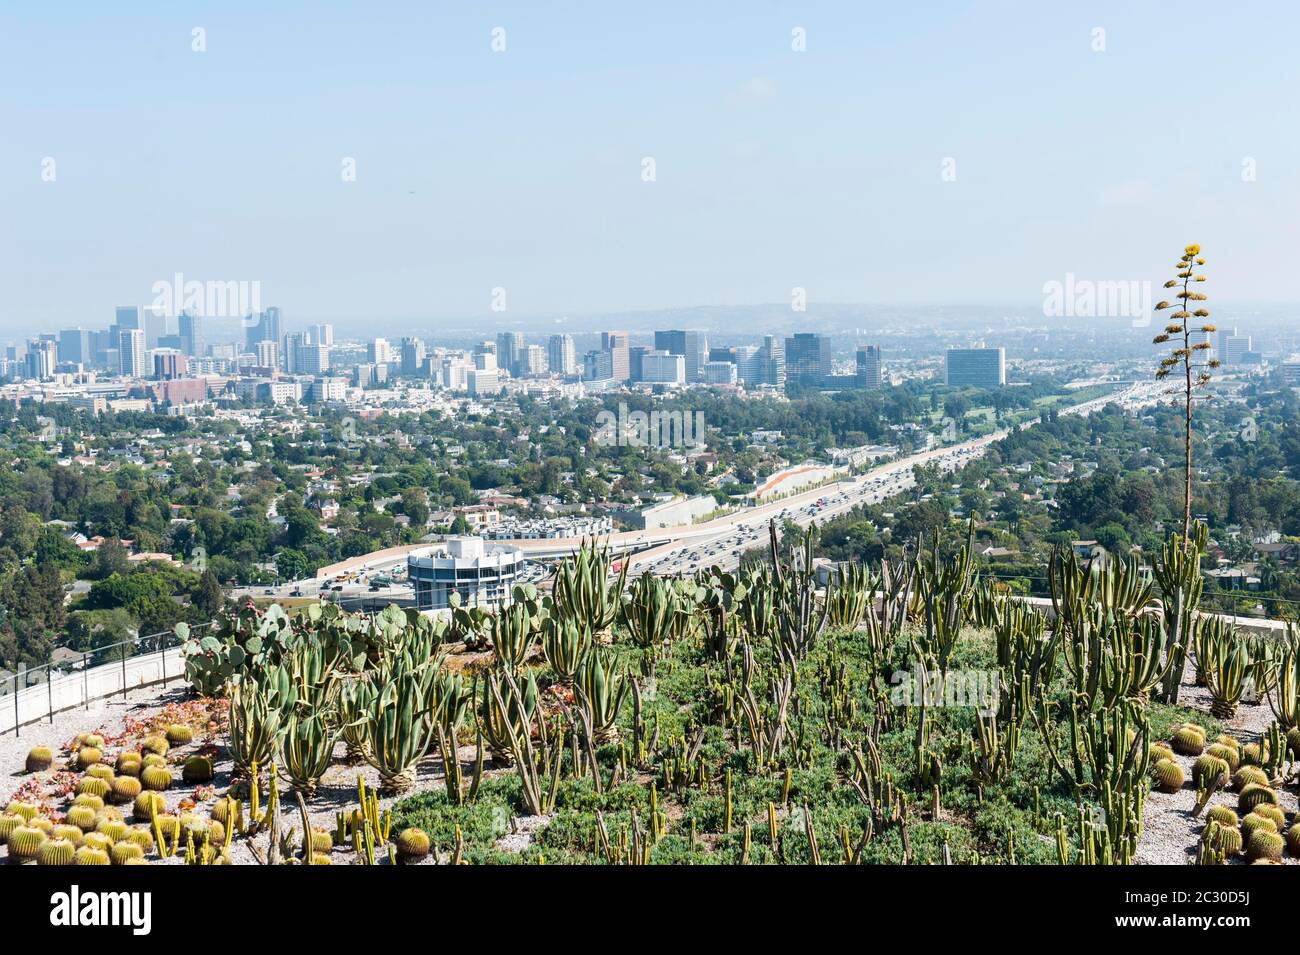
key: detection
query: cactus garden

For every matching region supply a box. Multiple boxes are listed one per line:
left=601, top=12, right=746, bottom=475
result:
left=3, top=524, right=1299, bottom=866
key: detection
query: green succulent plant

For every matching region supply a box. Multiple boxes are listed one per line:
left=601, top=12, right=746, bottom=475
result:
left=133, top=792, right=165, bottom=822
left=1246, top=829, right=1284, bottom=862
left=1152, top=759, right=1184, bottom=793
left=1205, top=804, right=1238, bottom=828
left=166, top=724, right=194, bottom=745
left=65, top=805, right=98, bottom=831
left=1192, top=754, right=1230, bottom=790
left=7, top=825, right=48, bottom=861
left=1232, top=766, right=1269, bottom=791
left=76, top=776, right=112, bottom=799
left=1171, top=726, right=1205, bottom=756
left=37, top=838, right=76, bottom=866
left=111, top=842, right=144, bottom=865
left=25, top=746, right=53, bottom=773
left=73, top=846, right=110, bottom=865
left=1238, top=784, right=1278, bottom=815
left=112, top=776, right=142, bottom=803
left=77, top=746, right=102, bottom=768
left=181, top=756, right=214, bottom=784
left=1286, top=823, right=1300, bottom=857
left=140, top=765, right=173, bottom=791
left=395, top=827, right=430, bottom=863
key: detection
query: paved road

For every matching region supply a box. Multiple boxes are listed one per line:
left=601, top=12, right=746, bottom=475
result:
left=240, top=381, right=1162, bottom=599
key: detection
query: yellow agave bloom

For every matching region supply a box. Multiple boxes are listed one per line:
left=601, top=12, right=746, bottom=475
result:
left=1184, top=243, right=1201, bottom=255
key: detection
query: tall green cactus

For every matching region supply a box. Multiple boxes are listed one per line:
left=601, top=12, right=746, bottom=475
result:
left=552, top=538, right=627, bottom=634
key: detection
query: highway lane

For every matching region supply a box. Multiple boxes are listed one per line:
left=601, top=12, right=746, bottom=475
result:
left=239, top=381, right=1163, bottom=601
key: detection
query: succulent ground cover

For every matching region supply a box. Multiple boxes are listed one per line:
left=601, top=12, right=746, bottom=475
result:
left=3, top=523, right=1298, bottom=866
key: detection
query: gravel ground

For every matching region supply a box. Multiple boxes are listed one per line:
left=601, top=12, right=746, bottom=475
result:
left=1135, top=668, right=1296, bottom=865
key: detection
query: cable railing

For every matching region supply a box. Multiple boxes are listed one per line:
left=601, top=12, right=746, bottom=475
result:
left=0, top=623, right=211, bottom=738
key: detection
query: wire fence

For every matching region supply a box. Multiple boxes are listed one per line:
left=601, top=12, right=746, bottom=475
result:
left=0, top=623, right=211, bottom=738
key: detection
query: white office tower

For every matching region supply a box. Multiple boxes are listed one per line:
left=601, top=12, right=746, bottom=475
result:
left=548, top=334, right=577, bottom=376
left=119, top=328, right=147, bottom=377
left=641, top=350, right=686, bottom=385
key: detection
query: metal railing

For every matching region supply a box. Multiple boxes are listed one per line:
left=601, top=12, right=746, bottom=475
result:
left=0, top=623, right=211, bottom=738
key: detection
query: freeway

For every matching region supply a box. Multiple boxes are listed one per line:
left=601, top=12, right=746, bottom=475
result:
left=242, top=380, right=1163, bottom=602
left=621, top=380, right=1165, bottom=577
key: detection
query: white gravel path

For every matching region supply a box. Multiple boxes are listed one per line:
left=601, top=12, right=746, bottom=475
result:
left=1135, top=671, right=1296, bottom=865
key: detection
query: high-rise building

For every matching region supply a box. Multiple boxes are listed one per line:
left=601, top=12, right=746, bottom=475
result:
left=58, top=328, right=92, bottom=365
left=400, top=337, right=426, bottom=376
left=496, top=332, right=524, bottom=376
left=547, top=334, right=576, bottom=376
left=142, top=306, right=167, bottom=348
left=255, top=339, right=279, bottom=369
left=152, top=349, right=185, bottom=380
left=1222, top=332, right=1252, bottom=365
left=702, top=360, right=738, bottom=385
left=518, top=344, right=547, bottom=377
left=309, top=324, right=334, bottom=347
left=601, top=331, right=630, bottom=382
left=654, top=329, right=709, bottom=382
left=178, top=311, right=203, bottom=358
left=119, top=328, right=147, bottom=378
left=641, top=350, right=685, bottom=385
left=1282, top=361, right=1300, bottom=386
left=945, top=346, right=1005, bottom=388
left=856, top=345, right=883, bottom=388
left=245, top=308, right=282, bottom=352
left=628, top=345, right=652, bottom=383
left=369, top=338, right=395, bottom=365
left=755, top=336, right=785, bottom=388
left=115, top=306, right=140, bottom=330
left=298, top=343, right=331, bottom=375
left=583, top=349, right=614, bottom=382
left=26, top=339, right=57, bottom=380
left=784, top=333, right=831, bottom=388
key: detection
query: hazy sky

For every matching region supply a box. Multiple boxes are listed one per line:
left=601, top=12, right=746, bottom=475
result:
left=3, top=1, right=1298, bottom=336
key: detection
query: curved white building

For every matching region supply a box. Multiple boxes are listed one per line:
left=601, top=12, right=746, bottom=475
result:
left=407, top=537, right=524, bottom=611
